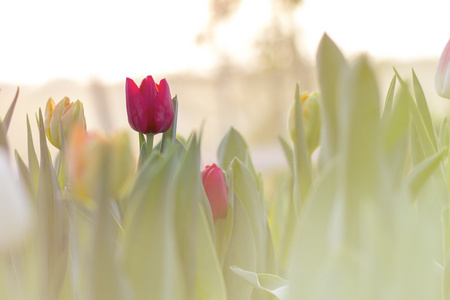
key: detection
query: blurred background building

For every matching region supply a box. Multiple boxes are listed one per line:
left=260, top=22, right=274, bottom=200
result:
left=0, top=0, right=449, bottom=172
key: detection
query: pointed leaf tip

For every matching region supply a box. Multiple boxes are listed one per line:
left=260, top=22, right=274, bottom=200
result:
left=3, top=86, right=19, bottom=133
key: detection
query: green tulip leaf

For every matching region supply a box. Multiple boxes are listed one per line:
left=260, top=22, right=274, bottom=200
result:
left=27, top=114, right=39, bottom=196
left=137, top=140, right=146, bottom=170
left=381, top=75, right=396, bottom=121
left=230, top=158, right=276, bottom=275
left=292, top=84, right=312, bottom=213
left=438, top=119, right=450, bottom=195
left=338, top=56, right=380, bottom=202
left=442, top=207, right=450, bottom=266
left=244, top=149, right=259, bottom=185
left=36, top=109, right=69, bottom=300
left=0, top=117, right=9, bottom=151
left=81, top=145, right=131, bottom=300
left=230, top=266, right=289, bottom=300
left=278, top=136, right=294, bottom=172
left=55, top=122, right=69, bottom=191
left=177, top=133, right=213, bottom=231
left=172, top=134, right=225, bottom=299
left=316, top=33, right=347, bottom=166
left=14, top=150, right=34, bottom=200
left=123, top=147, right=186, bottom=300
left=405, top=147, right=447, bottom=198
left=217, top=127, right=249, bottom=171
left=394, top=69, right=436, bottom=159
left=287, top=157, right=342, bottom=299
left=64, top=198, right=96, bottom=300
left=381, top=78, right=411, bottom=184
left=161, top=95, right=178, bottom=152
left=411, top=123, right=426, bottom=166
left=443, top=255, right=450, bottom=299
left=213, top=164, right=236, bottom=268
left=221, top=195, right=257, bottom=300
left=2, top=86, right=19, bottom=133
left=195, top=205, right=227, bottom=300
left=0, top=255, right=24, bottom=299
left=138, top=132, right=145, bottom=150
left=88, top=199, right=130, bottom=300
left=412, top=69, right=438, bottom=151
left=439, top=118, right=449, bottom=148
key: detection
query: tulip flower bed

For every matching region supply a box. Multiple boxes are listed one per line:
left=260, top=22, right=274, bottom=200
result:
left=1, top=34, right=450, bottom=300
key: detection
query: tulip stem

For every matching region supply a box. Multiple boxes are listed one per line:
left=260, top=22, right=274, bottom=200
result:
left=139, top=132, right=145, bottom=150
left=146, top=133, right=154, bottom=157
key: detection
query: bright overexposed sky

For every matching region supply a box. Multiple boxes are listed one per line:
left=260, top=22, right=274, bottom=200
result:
left=0, top=0, right=449, bottom=85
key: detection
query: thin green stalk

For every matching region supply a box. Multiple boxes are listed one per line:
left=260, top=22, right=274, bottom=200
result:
left=139, top=132, right=145, bottom=150
left=137, top=133, right=146, bottom=170
left=160, top=96, right=178, bottom=153
left=146, top=133, right=154, bottom=157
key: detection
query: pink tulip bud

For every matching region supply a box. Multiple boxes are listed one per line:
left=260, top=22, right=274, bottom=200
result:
left=436, top=39, right=450, bottom=99
left=201, top=164, right=228, bottom=221
left=126, top=76, right=174, bottom=134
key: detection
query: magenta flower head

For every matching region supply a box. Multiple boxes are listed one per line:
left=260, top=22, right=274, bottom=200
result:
left=436, top=39, right=450, bottom=99
left=126, top=76, right=174, bottom=134
left=201, top=164, right=228, bottom=221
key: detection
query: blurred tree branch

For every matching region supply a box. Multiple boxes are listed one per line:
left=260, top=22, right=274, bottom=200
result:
left=196, top=0, right=243, bottom=46
left=197, top=0, right=310, bottom=145
left=197, top=0, right=304, bottom=72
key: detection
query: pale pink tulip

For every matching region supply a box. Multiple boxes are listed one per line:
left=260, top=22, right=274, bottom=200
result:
left=435, top=39, right=450, bottom=99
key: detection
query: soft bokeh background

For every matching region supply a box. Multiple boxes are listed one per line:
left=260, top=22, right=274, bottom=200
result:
left=1, top=0, right=450, bottom=172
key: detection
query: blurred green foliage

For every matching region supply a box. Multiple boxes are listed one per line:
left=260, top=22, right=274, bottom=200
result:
left=0, top=33, right=449, bottom=300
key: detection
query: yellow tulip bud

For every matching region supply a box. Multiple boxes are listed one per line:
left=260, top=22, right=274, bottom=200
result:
left=288, top=91, right=321, bottom=154
left=45, top=97, right=86, bottom=149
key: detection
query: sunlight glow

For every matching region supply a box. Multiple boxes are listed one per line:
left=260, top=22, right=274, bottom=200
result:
left=0, top=0, right=448, bottom=85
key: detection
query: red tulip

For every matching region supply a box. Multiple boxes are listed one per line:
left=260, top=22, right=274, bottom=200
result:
left=436, top=39, right=450, bottom=99
left=201, top=164, right=228, bottom=221
left=126, top=76, right=174, bottom=134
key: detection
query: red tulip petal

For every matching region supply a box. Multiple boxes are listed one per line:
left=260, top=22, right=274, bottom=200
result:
left=202, top=164, right=213, bottom=183
left=139, top=76, right=159, bottom=133
left=201, top=164, right=228, bottom=221
left=126, top=77, right=147, bottom=132
left=153, top=78, right=174, bottom=133
left=126, top=76, right=174, bottom=134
